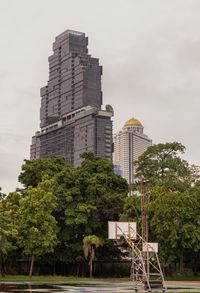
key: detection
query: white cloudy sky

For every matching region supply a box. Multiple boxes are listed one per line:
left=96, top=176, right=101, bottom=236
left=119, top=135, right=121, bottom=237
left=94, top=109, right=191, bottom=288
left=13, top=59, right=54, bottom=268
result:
left=1, top=0, right=200, bottom=193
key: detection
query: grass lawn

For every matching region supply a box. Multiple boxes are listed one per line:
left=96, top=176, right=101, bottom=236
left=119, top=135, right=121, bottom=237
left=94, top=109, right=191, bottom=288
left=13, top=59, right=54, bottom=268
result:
left=166, top=275, right=200, bottom=281
left=1, top=275, right=200, bottom=282
left=0, top=275, right=130, bottom=283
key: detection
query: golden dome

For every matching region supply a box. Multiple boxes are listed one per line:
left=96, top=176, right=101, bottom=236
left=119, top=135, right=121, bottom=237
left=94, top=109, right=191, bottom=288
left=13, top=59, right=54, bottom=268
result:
left=125, top=118, right=142, bottom=126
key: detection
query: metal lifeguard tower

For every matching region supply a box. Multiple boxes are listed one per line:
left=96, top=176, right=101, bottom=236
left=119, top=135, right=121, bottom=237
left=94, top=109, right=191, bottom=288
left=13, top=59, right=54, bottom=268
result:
left=108, top=221, right=167, bottom=292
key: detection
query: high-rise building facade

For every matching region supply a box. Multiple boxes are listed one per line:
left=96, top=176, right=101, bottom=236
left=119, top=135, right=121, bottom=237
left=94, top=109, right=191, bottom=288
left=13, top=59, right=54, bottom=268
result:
left=31, top=30, right=113, bottom=166
left=113, top=118, right=152, bottom=185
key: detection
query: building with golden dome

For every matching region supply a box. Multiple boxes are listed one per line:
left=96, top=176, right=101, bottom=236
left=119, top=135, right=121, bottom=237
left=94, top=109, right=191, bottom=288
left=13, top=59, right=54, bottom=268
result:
left=113, top=117, right=152, bottom=187
left=124, top=118, right=142, bottom=126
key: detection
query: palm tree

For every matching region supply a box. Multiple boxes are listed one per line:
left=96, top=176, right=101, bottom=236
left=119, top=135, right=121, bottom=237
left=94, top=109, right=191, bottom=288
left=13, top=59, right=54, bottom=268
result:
left=83, top=235, right=103, bottom=277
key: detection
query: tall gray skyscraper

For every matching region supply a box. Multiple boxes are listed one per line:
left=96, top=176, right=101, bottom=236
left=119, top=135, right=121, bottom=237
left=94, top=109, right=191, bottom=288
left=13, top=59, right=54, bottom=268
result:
left=31, top=30, right=113, bottom=166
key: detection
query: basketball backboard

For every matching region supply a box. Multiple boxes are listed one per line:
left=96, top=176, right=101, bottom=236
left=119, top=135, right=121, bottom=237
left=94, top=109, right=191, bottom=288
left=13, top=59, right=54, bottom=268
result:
left=142, top=242, right=158, bottom=253
left=108, top=221, right=137, bottom=239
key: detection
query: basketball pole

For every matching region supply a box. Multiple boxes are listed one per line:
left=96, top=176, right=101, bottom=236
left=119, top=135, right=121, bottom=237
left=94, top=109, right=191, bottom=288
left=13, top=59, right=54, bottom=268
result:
left=140, top=181, right=150, bottom=279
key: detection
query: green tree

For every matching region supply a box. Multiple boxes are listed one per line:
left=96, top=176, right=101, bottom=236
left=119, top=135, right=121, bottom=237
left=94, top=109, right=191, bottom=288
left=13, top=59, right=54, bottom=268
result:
left=77, top=152, right=128, bottom=236
left=0, top=189, right=21, bottom=277
left=17, top=178, right=58, bottom=278
left=51, top=163, right=97, bottom=266
left=18, top=157, right=66, bottom=188
left=122, top=142, right=200, bottom=275
left=120, top=195, right=141, bottom=227
left=83, top=235, right=103, bottom=277
left=17, top=153, right=128, bottom=274
left=187, top=181, right=200, bottom=273
left=0, top=189, right=10, bottom=276
left=148, top=186, right=200, bottom=273
left=50, top=152, right=128, bottom=269
left=135, top=142, right=190, bottom=190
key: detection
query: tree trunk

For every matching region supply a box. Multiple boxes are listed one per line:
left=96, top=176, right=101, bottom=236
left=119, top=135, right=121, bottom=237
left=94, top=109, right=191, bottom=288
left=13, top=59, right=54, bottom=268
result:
left=168, top=264, right=173, bottom=276
left=179, top=255, right=184, bottom=273
left=77, top=262, right=80, bottom=277
left=89, top=257, right=93, bottom=278
left=0, top=255, right=5, bottom=277
left=193, top=252, right=199, bottom=276
left=89, top=247, right=94, bottom=278
left=82, top=261, right=87, bottom=277
left=53, top=259, right=56, bottom=276
left=29, top=254, right=35, bottom=279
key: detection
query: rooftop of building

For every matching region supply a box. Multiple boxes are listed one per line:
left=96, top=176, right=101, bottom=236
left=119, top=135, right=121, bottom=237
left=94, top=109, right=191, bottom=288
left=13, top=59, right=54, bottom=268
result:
left=56, top=29, right=85, bottom=40
left=124, top=118, right=142, bottom=126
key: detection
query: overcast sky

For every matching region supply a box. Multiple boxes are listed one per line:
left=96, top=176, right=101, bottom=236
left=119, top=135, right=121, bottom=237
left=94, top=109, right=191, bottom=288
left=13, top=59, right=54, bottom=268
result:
left=1, top=0, right=200, bottom=193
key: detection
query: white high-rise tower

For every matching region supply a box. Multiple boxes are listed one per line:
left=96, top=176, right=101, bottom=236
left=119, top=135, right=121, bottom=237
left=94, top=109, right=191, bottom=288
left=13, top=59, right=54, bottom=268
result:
left=113, top=118, right=152, bottom=185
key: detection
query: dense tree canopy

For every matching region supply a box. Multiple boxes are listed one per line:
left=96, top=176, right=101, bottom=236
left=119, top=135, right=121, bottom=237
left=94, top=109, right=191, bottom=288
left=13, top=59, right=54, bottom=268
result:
left=17, top=178, right=58, bottom=278
left=148, top=186, right=200, bottom=270
left=51, top=152, right=128, bottom=263
left=15, top=152, right=128, bottom=275
left=2, top=144, right=200, bottom=277
left=122, top=142, right=200, bottom=275
left=18, top=157, right=66, bottom=188
left=135, top=142, right=191, bottom=190
left=0, top=190, right=11, bottom=276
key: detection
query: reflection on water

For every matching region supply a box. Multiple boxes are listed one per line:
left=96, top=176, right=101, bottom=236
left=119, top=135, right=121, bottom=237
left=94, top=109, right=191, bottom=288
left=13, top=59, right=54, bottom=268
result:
left=1, top=282, right=200, bottom=292
left=0, top=283, right=133, bottom=293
